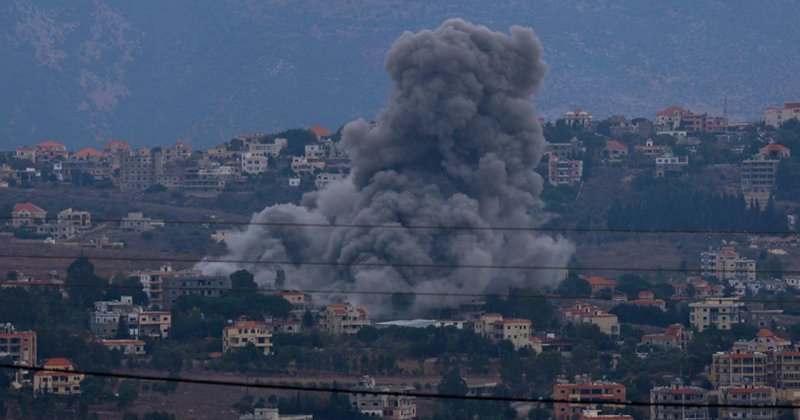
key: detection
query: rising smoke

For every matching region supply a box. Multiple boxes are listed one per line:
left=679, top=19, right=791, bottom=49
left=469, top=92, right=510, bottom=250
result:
left=200, top=19, right=574, bottom=315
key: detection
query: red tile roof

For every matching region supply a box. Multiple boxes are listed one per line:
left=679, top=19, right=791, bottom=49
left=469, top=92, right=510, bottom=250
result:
left=761, top=143, right=789, bottom=152
left=13, top=202, right=45, bottom=214
left=656, top=105, right=686, bottom=117
left=73, top=148, right=103, bottom=158
left=585, top=276, right=616, bottom=286
left=104, top=139, right=131, bottom=150
left=37, top=140, right=66, bottom=150
left=604, top=140, right=627, bottom=151
left=311, top=124, right=332, bottom=137
left=43, top=358, right=73, bottom=368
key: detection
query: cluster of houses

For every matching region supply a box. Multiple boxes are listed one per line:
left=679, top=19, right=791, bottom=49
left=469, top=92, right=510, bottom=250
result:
left=4, top=124, right=349, bottom=197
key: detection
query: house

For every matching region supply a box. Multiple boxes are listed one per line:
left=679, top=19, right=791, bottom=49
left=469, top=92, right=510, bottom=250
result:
left=239, top=408, right=313, bottom=420
left=631, top=291, right=666, bottom=310
left=654, top=153, right=688, bottom=178
left=11, top=202, right=47, bottom=227
left=14, top=147, right=37, bottom=163
left=649, top=381, right=709, bottom=420
left=553, top=376, right=626, bottom=420
left=104, top=140, right=131, bottom=154
left=33, top=358, right=84, bottom=396
left=120, top=212, right=165, bottom=232
left=321, top=303, right=371, bottom=335
left=529, top=335, right=574, bottom=355
left=765, top=102, right=800, bottom=128
left=161, top=274, right=231, bottom=311
left=99, top=339, right=146, bottom=356
left=560, top=302, right=620, bottom=336
left=718, top=385, right=776, bottom=420
left=582, top=275, right=616, bottom=296
left=473, top=313, right=532, bottom=350
left=700, top=247, right=756, bottom=283
left=135, top=311, right=171, bottom=339
left=742, top=303, right=786, bottom=329
left=633, top=139, right=669, bottom=157
left=90, top=296, right=171, bottom=339
left=223, top=318, right=273, bottom=355
left=563, top=108, right=593, bottom=126
left=35, top=140, right=68, bottom=162
left=602, top=140, right=628, bottom=162
left=0, top=323, right=37, bottom=367
left=310, top=124, right=333, bottom=139
left=57, top=208, right=91, bottom=228
left=349, top=376, right=416, bottom=420
left=547, top=155, right=583, bottom=186
left=732, top=329, right=793, bottom=354
left=689, top=297, right=744, bottom=331
left=641, top=324, right=692, bottom=350
left=760, top=143, right=791, bottom=160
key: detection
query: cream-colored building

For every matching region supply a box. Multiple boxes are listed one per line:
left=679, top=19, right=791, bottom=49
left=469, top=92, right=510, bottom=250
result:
left=223, top=319, right=273, bottom=355
left=474, top=313, right=532, bottom=350
left=321, top=303, right=371, bottom=335
left=765, top=102, right=800, bottom=129
left=33, top=358, right=84, bottom=396
left=689, top=297, right=744, bottom=331
left=710, top=350, right=770, bottom=388
left=560, top=302, right=620, bottom=337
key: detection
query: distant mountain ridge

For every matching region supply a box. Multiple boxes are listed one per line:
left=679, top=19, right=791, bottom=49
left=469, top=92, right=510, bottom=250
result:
left=2, top=0, right=799, bottom=149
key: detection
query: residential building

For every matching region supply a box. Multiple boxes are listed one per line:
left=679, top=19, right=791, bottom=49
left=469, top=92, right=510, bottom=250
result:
left=563, top=108, right=593, bottom=126
left=765, top=102, right=800, bottom=129
left=710, top=350, right=770, bottom=388
left=552, top=376, right=626, bottom=420
left=655, top=106, right=726, bottom=133
left=641, top=324, right=692, bottom=350
left=633, top=139, right=669, bottom=157
left=578, top=410, right=632, bottom=420
left=35, top=140, right=68, bottom=163
left=315, top=172, right=346, bottom=189
left=546, top=137, right=584, bottom=159
left=56, top=208, right=91, bottom=228
left=630, top=291, right=666, bottom=310
left=689, top=297, right=744, bottom=331
left=528, top=335, right=575, bottom=355
left=242, top=152, right=270, bottom=175
left=118, top=148, right=154, bottom=192
left=602, top=140, right=628, bottom=162
left=350, top=376, right=416, bottom=420
left=11, top=202, right=47, bottom=227
left=240, top=408, right=313, bottom=420
left=90, top=296, right=171, bottom=339
left=473, top=313, right=532, bottom=350
left=33, top=358, right=84, bottom=396
left=135, top=311, right=171, bottom=339
left=742, top=303, right=786, bottom=329
left=649, top=381, right=709, bottom=420
left=321, top=302, right=371, bottom=335
left=129, top=263, right=185, bottom=308
left=548, top=155, right=583, bottom=186
left=741, top=154, right=779, bottom=208
left=732, top=329, right=793, bottom=354
left=99, top=339, right=146, bottom=356
left=0, top=323, right=37, bottom=367
left=700, top=247, right=756, bottom=283
left=161, top=274, right=231, bottom=311
left=560, top=302, right=620, bottom=336
left=718, top=385, right=776, bottom=420
left=120, top=212, right=165, bottom=232
left=582, top=276, right=616, bottom=296
left=14, top=147, right=37, bottom=163
left=760, top=143, right=791, bottom=160
left=223, top=318, right=273, bottom=355
left=775, top=351, right=800, bottom=400
left=655, top=153, right=688, bottom=178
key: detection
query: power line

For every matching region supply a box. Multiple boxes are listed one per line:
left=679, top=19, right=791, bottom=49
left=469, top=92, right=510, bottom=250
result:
left=0, top=214, right=796, bottom=235
left=0, top=363, right=796, bottom=410
left=0, top=252, right=789, bottom=274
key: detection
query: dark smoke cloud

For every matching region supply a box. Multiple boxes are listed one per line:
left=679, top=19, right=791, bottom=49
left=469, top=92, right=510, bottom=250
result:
left=200, top=19, right=573, bottom=315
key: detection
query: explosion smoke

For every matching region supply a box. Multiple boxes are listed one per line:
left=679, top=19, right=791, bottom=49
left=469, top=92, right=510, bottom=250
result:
left=200, top=19, right=574, bottom=315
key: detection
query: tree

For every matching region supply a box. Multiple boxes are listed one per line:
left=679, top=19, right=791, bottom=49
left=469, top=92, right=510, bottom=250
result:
left=230, top=270, right=257, bottom=290
left=117, top=380, right=139, bottom=408
left=115, top=317, right=132, bottom=339
left=302, top=310, right=315, bottom=328
left=66, top=257, right=109, bottom=307
left=557, top=274, right=591, bottom=298
left=438, top=368, right=468, bottom=396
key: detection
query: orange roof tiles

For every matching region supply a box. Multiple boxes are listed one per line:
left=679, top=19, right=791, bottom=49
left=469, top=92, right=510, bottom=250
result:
left=585, top=276, right=616, bottom=286
left=37, top=140, right=66, bottom=150
left=73, top=148, right=103, bottom=158
left=761, top=143, right=789, bottom=152
left=104, top=139, right=131, bottom=150
left=13, top=202, right=45, bottom=214
left=43, top=358, right=73, bottom=368
left=311, top=124, right=332, bottom=137
left=604, top=140, right=627, bottom=151
left=656, top=105, right=685, bottom=117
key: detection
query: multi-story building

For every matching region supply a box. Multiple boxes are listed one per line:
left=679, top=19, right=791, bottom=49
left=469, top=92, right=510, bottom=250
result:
left=11, top=202, right=47, bottom=227
left=33, top=358, right=84, bottom=396
left=732, top=329, right=793, bottom=354
left=700, top=247, right=756, bottom=283
left=760, top=143, right=791, bottom=160
left=633, top=139, right=670, bottom=157
left=56, top=208, right=91, bottom=228
left=718, top=385, right=776, bottom=420
left=689, top=297, right=744, bottom=332
left=649, top=382, right=709, bottom=420
left=560, top=302, right=620, bottom=336
left=321, top=302, right=371, bottom=335
left=741, top=154, right=779, bottom=209
left=14, top=147, right=37, bottom=163
left=655, top=153, right=688, bottom=178
left=0, top=323, right=37, bottom=367
left=655, top=106, right=727, bottom=133
left=35, top=140, right=68, bottom=163
left=641, top=324, right=692, bottom=350
left=552, top=376, right=626, bottom=420
left=119, top=148, right=154, bottom=192
left=546, top=137, right=584, bottom=159
left=135, top=311, right=171, bottom=339
left=161, top=274, right=231, bottom=311
left=765, top=102, right=800, bottom=129
left=710, top=350, right=770, bottom=388
left=473, top=313, right=532, bottom=350
left=242, top=152, right=270, bottom=175
left=349, top=376, right=416, bottom=420
left=775, top=350, right=800, bottom=400
left=239, top=407, right=313, bottom=420
left=120, top=212, right=165, bottom=232
left=602, top=140, right=628, bottom=162
left=315, top=172, right=346, bottom=189
left=223, top=318, right=273, bottom=355
left=547, top=155, right=583, bottom=186
left=99, top=339, right=147, bottom=356
left=90, top=296, right=171, bottom=339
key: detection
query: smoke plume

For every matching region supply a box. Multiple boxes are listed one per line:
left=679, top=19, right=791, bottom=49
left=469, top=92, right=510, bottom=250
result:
left=200, top=19, right=574, bottom=315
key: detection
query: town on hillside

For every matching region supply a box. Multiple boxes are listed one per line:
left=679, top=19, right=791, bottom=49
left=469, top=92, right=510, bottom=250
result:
left=3, top=103, right=800, bottom=419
